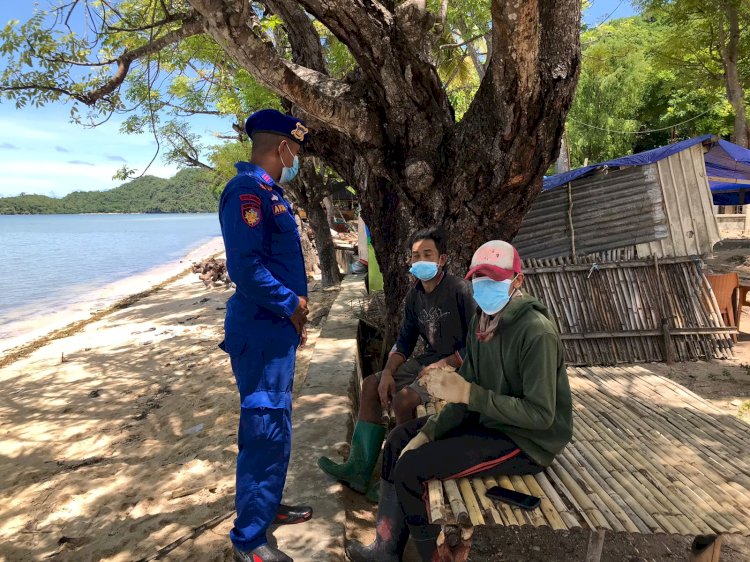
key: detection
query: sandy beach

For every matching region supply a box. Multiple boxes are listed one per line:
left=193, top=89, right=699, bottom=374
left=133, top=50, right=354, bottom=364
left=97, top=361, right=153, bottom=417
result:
left=0, top=245, right=338, bottom=562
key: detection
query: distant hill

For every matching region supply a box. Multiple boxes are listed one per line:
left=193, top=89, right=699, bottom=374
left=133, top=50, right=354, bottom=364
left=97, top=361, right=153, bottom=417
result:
left=0, top=168, right=219, bottom=215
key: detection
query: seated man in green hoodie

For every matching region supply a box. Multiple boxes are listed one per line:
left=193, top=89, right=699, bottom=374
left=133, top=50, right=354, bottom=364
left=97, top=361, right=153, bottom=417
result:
left=345, top=240, right=573, bottom=562
left=318, top=227, right=475, bottom=501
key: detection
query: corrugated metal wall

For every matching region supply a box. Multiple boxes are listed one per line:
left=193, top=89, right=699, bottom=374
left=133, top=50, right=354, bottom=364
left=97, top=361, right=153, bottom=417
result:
left=515, top=144, right=721, bottom=260
left=514, top=166, right=667, bottom=259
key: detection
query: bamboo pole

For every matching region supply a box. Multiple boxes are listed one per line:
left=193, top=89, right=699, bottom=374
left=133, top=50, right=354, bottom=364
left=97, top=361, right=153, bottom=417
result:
left=573, top=368, right=750, bottom=534
left=483, top=476, right=520, bottom=526
left=566, top=443, right=644, bottom=533
left=444, top=479, right=471, bottom=527
left=458, top=478, right=485, bottom=526
left=428, top=480, right=447, bottom=525
left=546, top=464, right=598, bottom=530
left=558, top=449, right=628, bottom=533
left=522, top=474, right=567, bottom=530
left=496, top=475, right=533, bottom=525
left=471, top=478, right=503, bottom=525
left=509, top=475, right=546, bottom=527
left=534, top=472, right=580, bottom=529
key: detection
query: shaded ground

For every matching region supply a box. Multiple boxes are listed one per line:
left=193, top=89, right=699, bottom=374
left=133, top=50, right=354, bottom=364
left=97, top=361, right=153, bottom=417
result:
left=705, top=238, right=750, bottom=284
left=471, top=526, right=750, bottom=562
left=0, top=272, right=338, bottom=562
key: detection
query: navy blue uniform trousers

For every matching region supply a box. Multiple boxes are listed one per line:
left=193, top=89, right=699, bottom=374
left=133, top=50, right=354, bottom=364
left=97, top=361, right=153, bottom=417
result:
left=223, top=319, right=298, bottom=552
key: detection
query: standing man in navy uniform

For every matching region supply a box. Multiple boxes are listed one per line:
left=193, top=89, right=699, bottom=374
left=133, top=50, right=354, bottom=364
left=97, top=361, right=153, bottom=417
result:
left=219, top=109, right=312, bottom=562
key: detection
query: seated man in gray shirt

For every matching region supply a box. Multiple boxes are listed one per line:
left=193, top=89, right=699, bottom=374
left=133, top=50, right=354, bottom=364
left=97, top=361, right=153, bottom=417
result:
left=318, top=227, right=475, bottom=500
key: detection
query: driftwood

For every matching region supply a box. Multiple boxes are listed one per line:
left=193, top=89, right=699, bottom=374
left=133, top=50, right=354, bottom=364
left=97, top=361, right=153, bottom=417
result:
left=192, top=258, right=232, bottom=287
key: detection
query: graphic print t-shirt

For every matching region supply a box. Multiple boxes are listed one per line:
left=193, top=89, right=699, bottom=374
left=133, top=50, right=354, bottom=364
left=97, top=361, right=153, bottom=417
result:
left=393, top=273, right=476, bottom=366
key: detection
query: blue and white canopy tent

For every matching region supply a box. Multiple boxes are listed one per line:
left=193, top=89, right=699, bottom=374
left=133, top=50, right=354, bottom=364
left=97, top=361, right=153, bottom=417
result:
left=705, top=139, right=750, bottom=206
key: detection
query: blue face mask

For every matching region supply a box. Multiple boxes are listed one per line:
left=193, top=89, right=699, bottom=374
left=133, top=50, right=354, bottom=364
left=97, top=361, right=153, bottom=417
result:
left=279, top=144, right=299, bottom=184
left=472, top=277, right=515, bottom=315
left=410, top=261, right=439, bottom=281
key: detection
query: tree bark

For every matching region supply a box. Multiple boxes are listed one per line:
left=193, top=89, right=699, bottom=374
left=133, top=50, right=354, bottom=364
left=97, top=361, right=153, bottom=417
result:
left=719, top=1, right=749, bottom=147
left=556, top=131, right=571, bottom=173
left=293, top=160, right=343, bottom=288
left=322, top=196, right=335, bottom=229
left=307, top=199, right=342, bottom=287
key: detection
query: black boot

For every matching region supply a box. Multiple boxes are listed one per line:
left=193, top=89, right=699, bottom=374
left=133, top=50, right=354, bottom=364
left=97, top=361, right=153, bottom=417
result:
left=273, top=503, right=313, bottom=525
left=233, top=543, right=293, bottom=562
left=346, top=480, right=409, bottom=562
left=408, top=523, right=440, bottom=562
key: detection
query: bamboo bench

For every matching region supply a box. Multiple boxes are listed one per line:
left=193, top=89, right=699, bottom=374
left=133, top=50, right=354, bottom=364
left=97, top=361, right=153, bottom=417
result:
left=418, top=365, right=750, bottom=561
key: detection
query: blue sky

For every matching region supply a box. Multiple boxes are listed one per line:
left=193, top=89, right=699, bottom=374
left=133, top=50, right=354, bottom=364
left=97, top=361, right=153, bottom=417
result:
left=0, top=1, right=636, bottom=198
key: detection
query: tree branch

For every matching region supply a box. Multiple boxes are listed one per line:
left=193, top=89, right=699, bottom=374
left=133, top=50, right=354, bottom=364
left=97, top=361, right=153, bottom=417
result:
left=26, top=15, right=206, bottom=107
left=263, top=0, right=327, bottom=73
left=188, top=0, right=380, bottom=144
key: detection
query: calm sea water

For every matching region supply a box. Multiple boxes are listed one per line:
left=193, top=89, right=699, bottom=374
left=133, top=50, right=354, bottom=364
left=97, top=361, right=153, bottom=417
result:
left=0, top=213, right=221, bottom=331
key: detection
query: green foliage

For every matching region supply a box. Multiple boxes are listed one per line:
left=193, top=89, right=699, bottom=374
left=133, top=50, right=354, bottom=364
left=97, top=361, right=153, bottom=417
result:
left=0, top=168, right=218, bottom=214
left=566, top=18, right=656, bottom=166
left=565, top=13, right=743, bottom=167
left=207, top=141, right=250, bottom=195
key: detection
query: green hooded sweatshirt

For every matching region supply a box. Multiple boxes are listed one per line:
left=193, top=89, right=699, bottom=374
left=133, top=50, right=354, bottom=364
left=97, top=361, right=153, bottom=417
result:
left=420, top=294, right=573, bottom=467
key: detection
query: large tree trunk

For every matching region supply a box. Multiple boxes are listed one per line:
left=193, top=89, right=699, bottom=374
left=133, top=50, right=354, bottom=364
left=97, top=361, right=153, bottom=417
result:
left=307, top=199, right=342, bottom=287
left=720, top=2, right=750, bottom=148
left=294, top=160, right=342, bottom=288
left=189, top=0, right=581, bottom=337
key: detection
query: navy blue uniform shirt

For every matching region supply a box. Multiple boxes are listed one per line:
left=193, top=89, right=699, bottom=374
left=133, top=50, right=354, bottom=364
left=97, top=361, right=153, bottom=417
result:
left=219, top=162, right=307, bottom=335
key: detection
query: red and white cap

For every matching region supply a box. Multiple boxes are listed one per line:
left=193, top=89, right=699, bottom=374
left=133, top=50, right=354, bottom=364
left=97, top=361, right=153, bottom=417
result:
left=464, top=240, right=522, bottom=281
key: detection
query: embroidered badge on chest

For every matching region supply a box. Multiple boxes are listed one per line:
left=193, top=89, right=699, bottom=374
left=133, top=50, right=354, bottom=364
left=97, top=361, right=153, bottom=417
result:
left=273, top=203, right=288, bottom=216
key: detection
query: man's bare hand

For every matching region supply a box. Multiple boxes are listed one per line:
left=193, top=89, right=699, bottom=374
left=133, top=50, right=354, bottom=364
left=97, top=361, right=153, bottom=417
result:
left=378, top=370, right=396, bottom=408
left=290, top=296, right=309, bottom=335
left=299, top=325, right=308, bottom=347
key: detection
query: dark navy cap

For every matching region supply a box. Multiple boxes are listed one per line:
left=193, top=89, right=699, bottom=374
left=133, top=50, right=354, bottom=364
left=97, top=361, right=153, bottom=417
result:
left=245, top=109, right=309, bottom=146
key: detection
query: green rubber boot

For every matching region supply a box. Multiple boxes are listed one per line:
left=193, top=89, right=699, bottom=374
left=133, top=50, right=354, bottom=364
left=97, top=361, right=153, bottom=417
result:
left=318, top=421, right=386, bottom=494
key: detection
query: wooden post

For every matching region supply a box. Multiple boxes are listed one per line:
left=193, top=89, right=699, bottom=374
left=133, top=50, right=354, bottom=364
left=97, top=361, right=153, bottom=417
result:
left=653, top=256, right=674, bottom=364
left=689, top=534, right=722, bottom=562
left=567, top=182, right=577, bottom=263
left=584, top=529, right=605, bottom=562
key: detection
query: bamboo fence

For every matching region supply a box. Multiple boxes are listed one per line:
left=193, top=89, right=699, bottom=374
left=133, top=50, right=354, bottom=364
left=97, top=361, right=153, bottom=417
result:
left=522, top=255, right=734, bottom=365
left=423, top=366, right=750, bottom=537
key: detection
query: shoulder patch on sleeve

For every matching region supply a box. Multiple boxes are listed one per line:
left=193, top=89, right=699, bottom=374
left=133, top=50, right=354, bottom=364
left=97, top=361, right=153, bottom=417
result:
left=241, top=196, right=262, bottom=228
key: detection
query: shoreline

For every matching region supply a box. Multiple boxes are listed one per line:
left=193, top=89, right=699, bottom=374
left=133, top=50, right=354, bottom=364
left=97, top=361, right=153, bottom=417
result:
left=0, top=235, right=225, bottom=363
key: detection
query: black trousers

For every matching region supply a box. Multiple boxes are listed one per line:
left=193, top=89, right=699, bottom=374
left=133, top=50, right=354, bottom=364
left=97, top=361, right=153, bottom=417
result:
left=383, top=415, right=544, bottom=527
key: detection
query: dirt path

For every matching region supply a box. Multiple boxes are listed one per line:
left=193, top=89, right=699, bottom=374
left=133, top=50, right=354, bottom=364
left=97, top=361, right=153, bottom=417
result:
left=0, top=272, right=338, bottom=562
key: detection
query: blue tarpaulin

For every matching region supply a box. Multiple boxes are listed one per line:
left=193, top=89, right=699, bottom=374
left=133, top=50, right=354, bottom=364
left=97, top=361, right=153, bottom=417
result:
left=544, top=135, right=750, bottom=205
left=706, top=139, right=750, bottom=205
